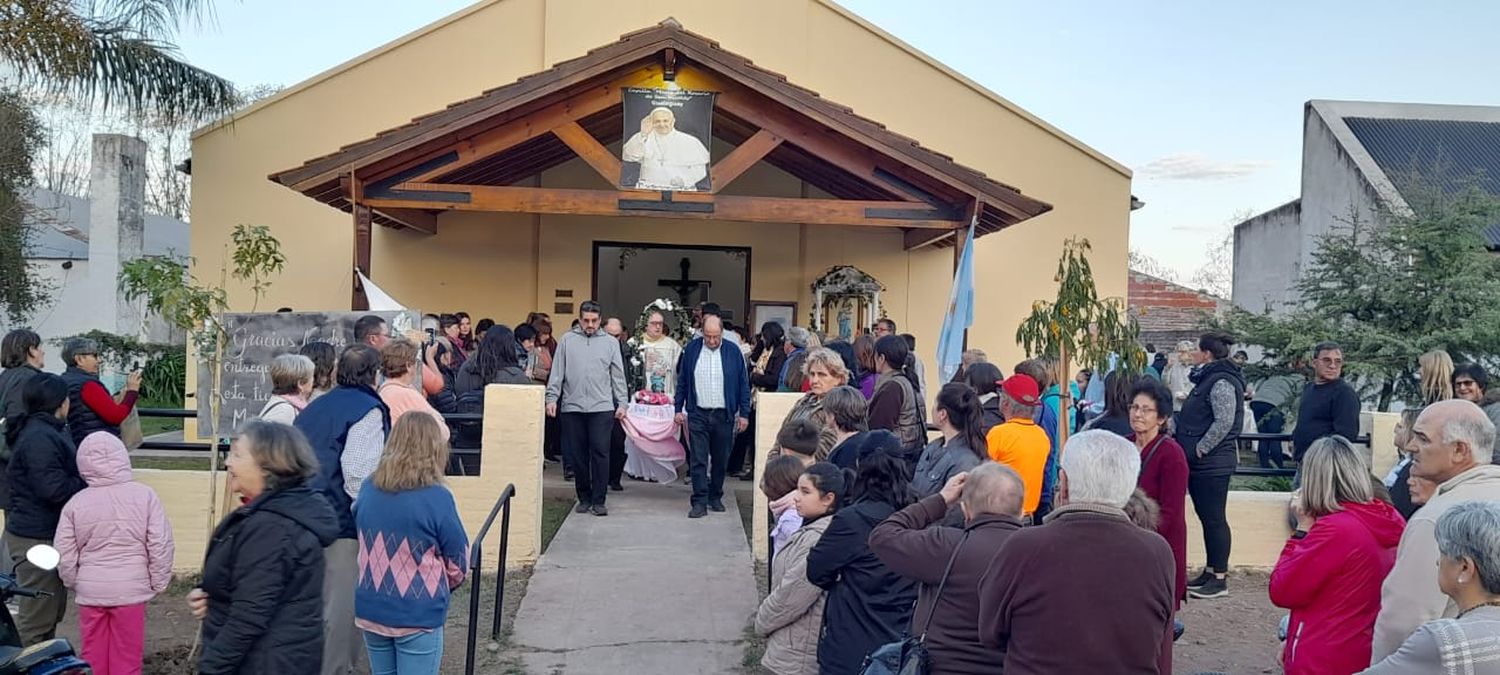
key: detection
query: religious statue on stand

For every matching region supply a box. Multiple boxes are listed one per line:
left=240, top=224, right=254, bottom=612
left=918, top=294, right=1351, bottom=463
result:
left=837, top=301, right=854, bottom=341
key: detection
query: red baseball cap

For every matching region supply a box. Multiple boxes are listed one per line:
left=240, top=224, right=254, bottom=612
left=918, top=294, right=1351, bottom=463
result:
left=1001, top=374, right=1041, bottom=406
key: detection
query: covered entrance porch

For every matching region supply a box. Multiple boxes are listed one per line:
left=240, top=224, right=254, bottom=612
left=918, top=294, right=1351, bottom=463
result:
left=268, top=19, right=1051, bottom=337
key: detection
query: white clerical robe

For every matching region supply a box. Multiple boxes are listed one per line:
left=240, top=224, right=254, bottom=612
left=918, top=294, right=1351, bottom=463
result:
left=622, top=129, right=711, bottom=190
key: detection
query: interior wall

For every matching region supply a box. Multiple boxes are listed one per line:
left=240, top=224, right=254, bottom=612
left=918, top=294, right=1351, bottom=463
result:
left=595, top=245, right=749, bottom=329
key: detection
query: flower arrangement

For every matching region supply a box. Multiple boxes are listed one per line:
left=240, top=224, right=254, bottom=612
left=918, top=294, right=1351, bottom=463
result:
left=634, top=390, right=673, bottom=406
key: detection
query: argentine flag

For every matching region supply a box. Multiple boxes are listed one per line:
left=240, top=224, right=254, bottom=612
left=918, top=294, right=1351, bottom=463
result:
left=936, top=219, right=977, bottom=383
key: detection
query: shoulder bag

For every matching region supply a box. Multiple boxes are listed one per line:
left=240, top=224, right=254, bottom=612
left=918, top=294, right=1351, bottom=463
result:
left=858, top=531, right=971, bottom=675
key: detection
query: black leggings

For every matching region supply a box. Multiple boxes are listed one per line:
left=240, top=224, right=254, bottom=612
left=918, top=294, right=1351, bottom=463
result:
left=1188, top=472, right=1232, bottom=572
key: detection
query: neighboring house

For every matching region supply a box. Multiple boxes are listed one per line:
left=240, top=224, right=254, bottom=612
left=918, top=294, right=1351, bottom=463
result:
left=2, top=135, right=187, bottom=371
left=1233, top=100, right=1500, bottom=315
left=1127, top=270, right=1229, bottom=350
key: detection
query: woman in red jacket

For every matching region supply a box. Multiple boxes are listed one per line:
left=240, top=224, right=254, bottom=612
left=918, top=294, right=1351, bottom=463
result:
left=1127, top=379, right=1188, bottom=608
left=1270, top=435, right=1405, bottom=674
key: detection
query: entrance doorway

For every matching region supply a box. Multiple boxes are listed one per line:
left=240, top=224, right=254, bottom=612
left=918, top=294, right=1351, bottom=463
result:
left=592, top=242, right=751, bottom=332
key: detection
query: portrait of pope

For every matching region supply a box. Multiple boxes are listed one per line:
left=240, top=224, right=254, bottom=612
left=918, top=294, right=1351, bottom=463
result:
left=622, top=107, right=712, bottom=191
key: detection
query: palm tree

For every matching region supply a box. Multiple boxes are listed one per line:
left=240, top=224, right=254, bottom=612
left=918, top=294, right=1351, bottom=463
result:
left=0, top=0, right=240, bottom=122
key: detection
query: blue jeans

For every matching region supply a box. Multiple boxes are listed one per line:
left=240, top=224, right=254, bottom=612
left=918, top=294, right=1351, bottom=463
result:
left=364, top=628, right=444, bottom=674
left=688, top=408, right=734, bottom=508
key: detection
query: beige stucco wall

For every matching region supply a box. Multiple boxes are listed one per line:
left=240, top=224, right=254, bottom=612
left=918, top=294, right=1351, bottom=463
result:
left=188, top=0, right=1131, bottom=404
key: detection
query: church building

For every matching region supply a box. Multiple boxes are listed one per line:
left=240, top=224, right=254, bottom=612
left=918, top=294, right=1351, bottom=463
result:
left=189, top=0, right=1132, bottom=395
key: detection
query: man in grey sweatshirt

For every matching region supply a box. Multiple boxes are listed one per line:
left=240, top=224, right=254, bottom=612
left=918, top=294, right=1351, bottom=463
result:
left=546, top=301, right=629, bottom=516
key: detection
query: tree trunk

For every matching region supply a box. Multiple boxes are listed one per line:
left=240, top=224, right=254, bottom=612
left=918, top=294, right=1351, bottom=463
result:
left=1057, top=346, right=1071, bottom=453
left=1378, top=380, right=1394, bottom=413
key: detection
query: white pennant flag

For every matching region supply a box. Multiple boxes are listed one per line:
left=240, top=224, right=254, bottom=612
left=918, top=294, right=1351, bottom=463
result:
left=356, top=269, right=407, bottom=311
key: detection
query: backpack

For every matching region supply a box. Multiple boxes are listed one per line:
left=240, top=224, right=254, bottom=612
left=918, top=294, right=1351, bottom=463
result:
left=452, top=389, right=484, bottom=449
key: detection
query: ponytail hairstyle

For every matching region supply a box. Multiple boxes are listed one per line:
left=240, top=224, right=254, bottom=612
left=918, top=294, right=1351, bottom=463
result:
left=852, top=450, right=914, bottom=509
left=801, top=461, right=854, bottom=514
left=936, top=382, right=986, bottom=460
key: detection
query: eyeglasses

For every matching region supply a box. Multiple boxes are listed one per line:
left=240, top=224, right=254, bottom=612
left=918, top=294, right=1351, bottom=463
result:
left=1456, top=379, right=1480, bottom=388
left=647, top=321, right=664, bottom=327
left=1128, top=405, right=1159, bottom=415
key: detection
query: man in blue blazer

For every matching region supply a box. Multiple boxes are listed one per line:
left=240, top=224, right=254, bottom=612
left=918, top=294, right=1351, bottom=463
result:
left=675, top=315, right=752, bottom=518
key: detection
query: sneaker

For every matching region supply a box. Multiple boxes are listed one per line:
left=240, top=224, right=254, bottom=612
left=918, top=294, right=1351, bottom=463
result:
left=708, top=501, right=726, bottom=513
left=574, top=502, right=590, bottom=514
left=1186, top=569, right=1215, bottom=590
left=590, top=504, right=609, bottom=517
left=689, top=505, right=708, bottom=519
left=1188, top=576, right=1228, bottom=599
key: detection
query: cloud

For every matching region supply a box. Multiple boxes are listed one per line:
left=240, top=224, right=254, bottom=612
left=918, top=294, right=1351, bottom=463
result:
left=1139, top=153, right=1271, bottom=181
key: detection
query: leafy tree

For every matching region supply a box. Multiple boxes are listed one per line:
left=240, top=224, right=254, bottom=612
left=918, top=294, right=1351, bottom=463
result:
left=0, top=0, right=239, bottom=122
left=1216, top=178, right=1500, bottom=410
left=0, top=90, right=50, bottom=324
left=1017, top=237, right=1148, bottom=447
left=118, top=223, right=283, bottom=532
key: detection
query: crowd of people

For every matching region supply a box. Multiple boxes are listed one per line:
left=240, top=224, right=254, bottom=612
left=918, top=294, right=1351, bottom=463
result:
left=7, top=305, right=1500, bottom=673
left=747, top=329, right=1500, bottom=674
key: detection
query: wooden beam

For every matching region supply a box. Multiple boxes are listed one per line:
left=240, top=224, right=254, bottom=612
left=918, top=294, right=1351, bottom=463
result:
left=368, top=183, right=964, bottom=229
left=351, top=174, right=372, bottom=311
left=551, top=121, right=622, bottom=186
left=682, top=61, right=1042, bottom=221
left=709, top=129, right=782, bottom=193
left=373, top=207, right=438, bottom=235
left=357, top=67, right=658, bottom=188
left=904, top=228, right=955, bottom=250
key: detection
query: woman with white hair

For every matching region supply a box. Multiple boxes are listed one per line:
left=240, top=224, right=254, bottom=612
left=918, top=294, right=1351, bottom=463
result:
left=1269, top=435, right=1404, bottom=674
left=258, top=354, right=315, bottom=424
left=1367, top=500, right=1500, bottom=673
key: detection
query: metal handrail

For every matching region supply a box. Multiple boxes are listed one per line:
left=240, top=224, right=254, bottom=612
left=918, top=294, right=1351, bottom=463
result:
left=465, top=483, right=516, bottom=675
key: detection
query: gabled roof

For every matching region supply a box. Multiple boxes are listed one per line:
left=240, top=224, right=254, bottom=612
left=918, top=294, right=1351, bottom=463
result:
left=1309, top=100, right=1500, bottom=249
left=269, top=19, right=1051, bottom=241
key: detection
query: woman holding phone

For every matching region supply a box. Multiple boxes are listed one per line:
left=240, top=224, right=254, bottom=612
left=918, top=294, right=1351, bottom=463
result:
left=58, top=337, right=140, bottom=446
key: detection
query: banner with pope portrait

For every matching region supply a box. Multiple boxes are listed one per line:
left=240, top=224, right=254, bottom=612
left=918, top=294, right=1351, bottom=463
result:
left=620, top=87, right=716, bottom=192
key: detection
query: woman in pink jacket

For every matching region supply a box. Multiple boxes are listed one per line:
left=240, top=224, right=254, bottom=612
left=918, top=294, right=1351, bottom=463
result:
left=1270, top=435, right=1404, bottom=674
left=54, top=431, right=174, bottom=675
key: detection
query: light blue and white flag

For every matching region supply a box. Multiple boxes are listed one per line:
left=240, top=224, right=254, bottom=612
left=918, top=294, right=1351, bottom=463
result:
left=936, top=218, right=977, bottom=383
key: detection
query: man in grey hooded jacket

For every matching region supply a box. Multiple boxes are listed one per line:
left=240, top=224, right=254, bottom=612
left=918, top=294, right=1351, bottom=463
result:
left=546, top=301, right=629, bottom=516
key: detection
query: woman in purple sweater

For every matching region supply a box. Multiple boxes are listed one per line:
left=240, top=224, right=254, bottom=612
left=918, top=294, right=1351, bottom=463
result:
left=355, top=412, right=470, bottom=672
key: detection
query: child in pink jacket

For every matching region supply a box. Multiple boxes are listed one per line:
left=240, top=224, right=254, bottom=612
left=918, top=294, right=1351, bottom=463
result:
left=54, top=432, right=174, bottom=675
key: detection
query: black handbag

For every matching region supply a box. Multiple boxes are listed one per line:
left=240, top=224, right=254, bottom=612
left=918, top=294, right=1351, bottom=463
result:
left=859, top=531, right=970, bottom=675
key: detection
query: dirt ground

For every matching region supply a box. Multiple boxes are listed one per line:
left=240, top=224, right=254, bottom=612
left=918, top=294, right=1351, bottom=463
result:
left=46, top=571, right=530, bottom=675
left=1175, top=570, right=1285, bottom=674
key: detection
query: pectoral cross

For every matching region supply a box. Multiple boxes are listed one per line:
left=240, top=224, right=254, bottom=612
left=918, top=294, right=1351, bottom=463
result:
left=657, top=257, right=710, bottom=306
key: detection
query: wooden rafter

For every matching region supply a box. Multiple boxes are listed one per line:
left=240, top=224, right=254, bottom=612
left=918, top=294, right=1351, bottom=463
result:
left=551, top=121, right=622, bottom=186
left=356, top=67, right=657, bottom=189
left=372, top=207, right=438, bottom=235
left=709, top=129, right=782, bottom=193
left=367, top=183, right=964, bottom=229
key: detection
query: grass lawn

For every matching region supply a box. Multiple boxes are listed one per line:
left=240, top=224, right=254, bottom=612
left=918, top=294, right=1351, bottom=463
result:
left=139, top=415, right=184, bottom=437
left=132, top=455, right=214, bottom=471
left=541, top=495, right=573, bottom=553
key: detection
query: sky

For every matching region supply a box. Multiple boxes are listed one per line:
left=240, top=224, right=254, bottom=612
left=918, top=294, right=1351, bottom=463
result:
left=171, top=0, right=1500, bottom=280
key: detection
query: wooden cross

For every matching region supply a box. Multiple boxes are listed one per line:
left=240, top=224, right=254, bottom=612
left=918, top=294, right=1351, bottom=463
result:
left=657, top=257, right=711, bottom=306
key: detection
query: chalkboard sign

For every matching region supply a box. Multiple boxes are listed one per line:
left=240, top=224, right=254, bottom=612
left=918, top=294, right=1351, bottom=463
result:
left=196, top=310, right=419, bottom=438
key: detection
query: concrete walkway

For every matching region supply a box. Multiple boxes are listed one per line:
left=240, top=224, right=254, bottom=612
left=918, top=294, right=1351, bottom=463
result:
left=510, top=479, right=759, bottom=675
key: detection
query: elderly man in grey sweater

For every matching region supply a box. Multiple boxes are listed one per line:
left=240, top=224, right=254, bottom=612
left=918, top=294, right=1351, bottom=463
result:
left=546, top=301, right=629, bottom=517
left=1371, top=399, right=1500, bottom=663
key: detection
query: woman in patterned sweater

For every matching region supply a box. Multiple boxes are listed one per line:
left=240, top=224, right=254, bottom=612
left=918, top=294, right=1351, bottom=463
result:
left=354, top=412, right=470, bottom=672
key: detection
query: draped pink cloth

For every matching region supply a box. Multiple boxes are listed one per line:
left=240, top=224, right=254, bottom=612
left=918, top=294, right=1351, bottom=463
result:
left=621, top=403, right=685, bottom=483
